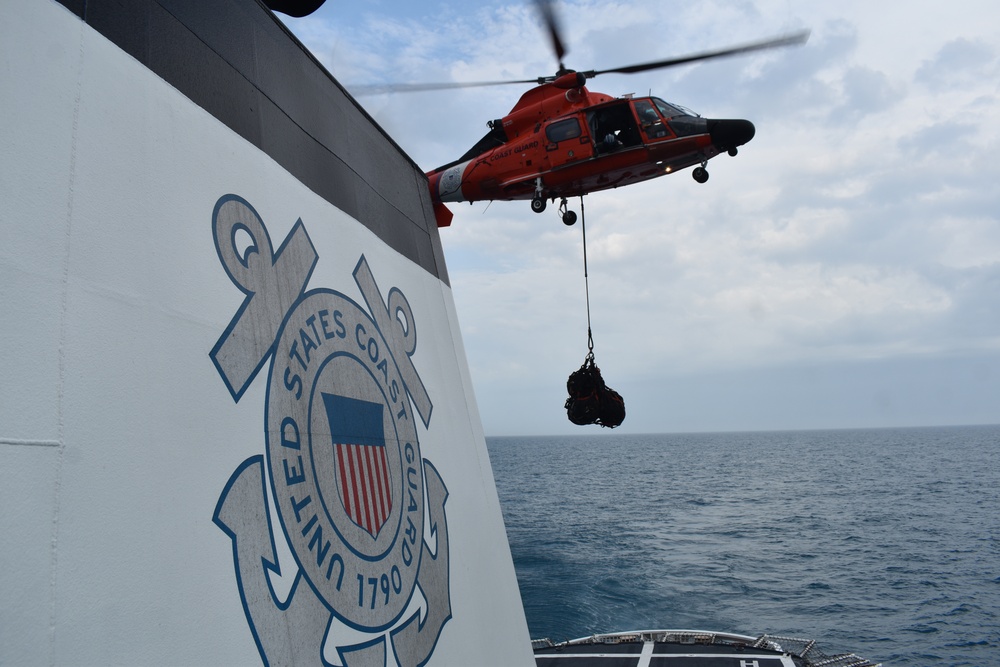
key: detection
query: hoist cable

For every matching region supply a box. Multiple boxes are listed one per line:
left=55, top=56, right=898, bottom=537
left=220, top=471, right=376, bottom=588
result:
left=579, top=196, right=594, bottom=355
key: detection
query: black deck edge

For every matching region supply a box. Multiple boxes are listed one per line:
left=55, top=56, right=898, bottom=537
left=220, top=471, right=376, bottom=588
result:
left=54, top=0, right=449, bottom=285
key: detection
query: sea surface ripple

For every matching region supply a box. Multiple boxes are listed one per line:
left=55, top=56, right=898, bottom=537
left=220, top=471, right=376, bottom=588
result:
left=486, top=425, right=1000, bottom=666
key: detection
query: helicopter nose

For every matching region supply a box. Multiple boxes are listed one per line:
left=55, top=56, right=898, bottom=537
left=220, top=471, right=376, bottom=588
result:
left=707, top=119, right=756, bottom=151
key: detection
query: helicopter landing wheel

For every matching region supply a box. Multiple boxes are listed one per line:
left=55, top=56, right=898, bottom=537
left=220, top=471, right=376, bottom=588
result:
left=728, top=147, right=739, bottom=157
left=692, top=166, right=709, bottom=184
left=531, top=197, right=547, bottom=213
left=558, top=198, right=577, bottom=225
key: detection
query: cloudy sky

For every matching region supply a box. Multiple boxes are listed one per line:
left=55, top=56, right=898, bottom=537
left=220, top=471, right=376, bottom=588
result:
left=278, top=1, right=1000, bottom=435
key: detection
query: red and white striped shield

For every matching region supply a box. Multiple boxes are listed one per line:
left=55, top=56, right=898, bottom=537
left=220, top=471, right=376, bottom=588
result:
left=322, top=392, right=394, bottom=538
left=334, top=441, right=392, bottom=537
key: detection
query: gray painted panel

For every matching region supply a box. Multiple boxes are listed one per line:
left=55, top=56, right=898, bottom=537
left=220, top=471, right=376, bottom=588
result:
left=60, top=0, right=448, bottom=283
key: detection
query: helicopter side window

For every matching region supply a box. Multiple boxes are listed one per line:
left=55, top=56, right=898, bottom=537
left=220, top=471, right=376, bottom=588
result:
left=545, top=118, right=582, bottom=143
left=633, top=99, right=668, bottom=140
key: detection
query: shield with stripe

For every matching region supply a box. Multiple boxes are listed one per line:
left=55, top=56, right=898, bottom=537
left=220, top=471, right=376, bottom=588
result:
left=322, top=392, right=393, bottom=538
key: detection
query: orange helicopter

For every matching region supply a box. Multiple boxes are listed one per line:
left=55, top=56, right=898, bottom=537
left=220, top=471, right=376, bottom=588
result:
left=363, top=2, right=808, bottom=228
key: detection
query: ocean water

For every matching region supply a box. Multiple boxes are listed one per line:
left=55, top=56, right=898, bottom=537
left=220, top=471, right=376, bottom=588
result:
left=486, top=425, right=1000, bottom=666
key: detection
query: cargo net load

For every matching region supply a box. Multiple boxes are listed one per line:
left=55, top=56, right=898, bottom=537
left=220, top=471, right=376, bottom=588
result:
left=564, top=352, right=625, bottom=428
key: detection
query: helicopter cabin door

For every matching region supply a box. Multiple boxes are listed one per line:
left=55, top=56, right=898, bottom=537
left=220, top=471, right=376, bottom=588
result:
left=632, top=98, right=671, bottom=142
left=589, top=102, right=643, bottom=155
left=542, top=116, right=592, bottom=170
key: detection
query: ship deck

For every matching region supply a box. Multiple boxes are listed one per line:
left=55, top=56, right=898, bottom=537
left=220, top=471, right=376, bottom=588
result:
left=532, top=630, right=881, bottom=667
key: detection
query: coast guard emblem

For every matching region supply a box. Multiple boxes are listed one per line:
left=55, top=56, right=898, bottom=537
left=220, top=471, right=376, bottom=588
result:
left=209, top=195, right=451, bottom=665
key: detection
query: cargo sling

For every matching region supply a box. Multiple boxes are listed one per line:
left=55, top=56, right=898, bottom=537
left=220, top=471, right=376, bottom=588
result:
left=564, top=197, right=626, bottom=428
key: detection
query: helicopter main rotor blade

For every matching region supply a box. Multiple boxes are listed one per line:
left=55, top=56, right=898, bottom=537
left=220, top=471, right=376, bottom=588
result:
left=581, top=30, right=810, bottom=79
left=351, top=0, right=571, bottom=95
left=348, top=29, right=809, bottom=95
left=535, top=0, right=569, bottom=71
left=350, top=78, right=543, bottom=96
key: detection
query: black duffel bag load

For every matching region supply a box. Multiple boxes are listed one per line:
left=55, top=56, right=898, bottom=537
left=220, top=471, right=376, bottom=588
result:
left=564, top=353, right=625, bottom=428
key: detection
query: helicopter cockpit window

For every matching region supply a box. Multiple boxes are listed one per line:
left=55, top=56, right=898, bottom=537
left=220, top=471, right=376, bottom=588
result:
left=546, top=118, right=582, bottom=143
left=653, top=98, right=685, bottom=119
left=653, top=97, right=699, bottom=119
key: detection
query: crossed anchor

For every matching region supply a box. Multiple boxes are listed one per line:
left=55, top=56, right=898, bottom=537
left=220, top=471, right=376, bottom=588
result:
left=208, top=196, right=451, bottom=666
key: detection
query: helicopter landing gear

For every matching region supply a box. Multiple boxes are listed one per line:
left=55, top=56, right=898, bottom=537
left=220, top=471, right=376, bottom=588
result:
left=692, top=164, right=709, bottom=184
left=531, top=177, right=547, bottom=213
left=558, top=198, right=577, bottom=226
left=728, top=147, right=739, bottom=157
